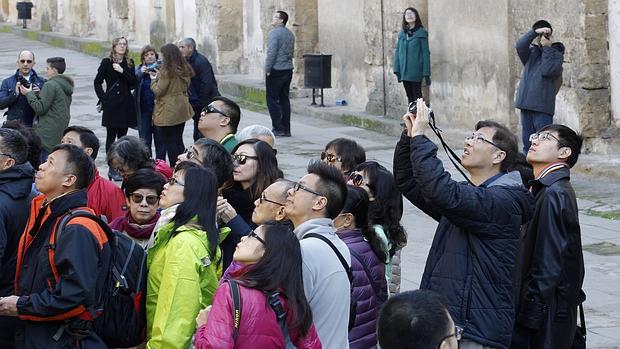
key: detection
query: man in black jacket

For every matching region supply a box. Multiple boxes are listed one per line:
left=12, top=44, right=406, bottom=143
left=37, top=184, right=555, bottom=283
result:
left=0, top=129, right=36, bottom=349
left=394, top=99, right=534, bottom=349
left=0, top=144, right=109, bottom=349
left=178, top=37, right=220, bottom=141
left=512, top=124, right=584, bottom=348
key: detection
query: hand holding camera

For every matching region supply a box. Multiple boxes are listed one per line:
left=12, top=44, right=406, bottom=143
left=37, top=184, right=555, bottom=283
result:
left=403, top=98, right=431, bottom=137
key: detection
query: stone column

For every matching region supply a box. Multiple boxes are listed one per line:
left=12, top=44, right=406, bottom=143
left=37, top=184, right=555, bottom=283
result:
left=610, top=0, right=620, bottom=128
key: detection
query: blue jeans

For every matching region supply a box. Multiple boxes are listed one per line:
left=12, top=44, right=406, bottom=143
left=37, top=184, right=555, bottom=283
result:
left=139, top=111, right=166, bottom=160
left=520, top=109, right=553, bottom=153
left=266, top=69, right=293, bottom=133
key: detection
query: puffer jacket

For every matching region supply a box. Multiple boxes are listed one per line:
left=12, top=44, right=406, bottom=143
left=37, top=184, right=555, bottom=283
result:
left=194, top=278, right=322, bottom=349
left=393, top=133, right=534, bottom=349
left=146, top=219, right=222, bottom=349
left=338, top=229, right=387, bottom=349
left=151, top=73, right=194, bottom=127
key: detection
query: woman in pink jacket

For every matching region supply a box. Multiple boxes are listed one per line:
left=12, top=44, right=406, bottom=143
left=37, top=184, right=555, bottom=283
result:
left=194, top=221, right=321, bottom=349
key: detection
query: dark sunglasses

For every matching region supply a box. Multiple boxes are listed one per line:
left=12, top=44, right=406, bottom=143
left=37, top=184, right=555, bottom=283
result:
left=168, top=177, right=185, bottom=186
left=201, top=104, right=229, bottom=118
left=259, top=193, right=285, bottom=206
left=20, top=59, right=33, bottom=64
left=233, top=154, right=258, bottom=165
left=320, top=151, right=341, bottom=163
left=130, top=193, right=159, bottom=206
left=293, top=182, right=324, bottom=197
left=248, top=230, right=266, bottom=245
left=348, top=172, right=364, bottom=187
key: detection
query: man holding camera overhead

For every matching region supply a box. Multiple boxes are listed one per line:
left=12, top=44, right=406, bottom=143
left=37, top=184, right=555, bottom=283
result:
left=515, top=20, right=565, bottom=154
left=393, top=99, right=534, bottom=349
left=0, top=50, right=46, bottom=127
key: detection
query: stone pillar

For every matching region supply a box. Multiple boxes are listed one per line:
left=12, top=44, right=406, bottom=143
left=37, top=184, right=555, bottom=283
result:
left=290, top=0, right=318, bottom=89
left=61, top=0, right=89, bottom=36
left=610, top=0, right=620, bottom=128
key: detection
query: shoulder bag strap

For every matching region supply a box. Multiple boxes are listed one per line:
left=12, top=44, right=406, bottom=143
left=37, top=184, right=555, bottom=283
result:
left=227, top=279, right=241, bottom=340
left=303, top=233, right=352, bottom=283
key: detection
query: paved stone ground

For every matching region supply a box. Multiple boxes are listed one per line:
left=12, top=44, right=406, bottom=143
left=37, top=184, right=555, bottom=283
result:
left=1, top=33, right=619, bottom=348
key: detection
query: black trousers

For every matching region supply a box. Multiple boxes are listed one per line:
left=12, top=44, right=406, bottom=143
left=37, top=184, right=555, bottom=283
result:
left=158, top=123, right=186, bottom=168
left=402, top=80, right=422, bottom=104
left=266, top=69, right=293, bottom=133
left=105, top=127, right=128, bottom=153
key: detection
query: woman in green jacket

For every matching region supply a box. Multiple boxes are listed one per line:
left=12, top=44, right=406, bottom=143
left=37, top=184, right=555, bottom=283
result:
left=146, top=161, right=222, bottom=349
left=393, top=7, right=431, bottom=104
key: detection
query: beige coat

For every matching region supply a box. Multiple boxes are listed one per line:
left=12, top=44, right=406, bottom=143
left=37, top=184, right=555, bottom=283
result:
left=151, top=73, right=193, bottom=127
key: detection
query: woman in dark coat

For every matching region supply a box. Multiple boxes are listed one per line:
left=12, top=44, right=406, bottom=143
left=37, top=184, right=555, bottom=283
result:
left=94, top=36, right=137, bottom=180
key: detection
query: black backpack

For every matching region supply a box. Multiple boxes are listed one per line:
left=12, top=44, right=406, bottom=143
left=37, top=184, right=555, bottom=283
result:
left=302, top=233, right=356, bottom=331
left=53, top=209, right=147, bottom=347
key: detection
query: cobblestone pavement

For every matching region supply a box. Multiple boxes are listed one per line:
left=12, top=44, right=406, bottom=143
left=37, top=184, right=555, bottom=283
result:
left=1, top=33, right=619, bottom=348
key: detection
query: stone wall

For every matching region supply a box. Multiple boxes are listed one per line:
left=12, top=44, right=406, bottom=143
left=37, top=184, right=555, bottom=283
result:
left=611, top=0, right=620, bottom=127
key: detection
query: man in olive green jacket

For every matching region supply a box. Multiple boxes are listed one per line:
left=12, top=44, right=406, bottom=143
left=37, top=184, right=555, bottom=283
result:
left=20, top=57, right=73, bottom=163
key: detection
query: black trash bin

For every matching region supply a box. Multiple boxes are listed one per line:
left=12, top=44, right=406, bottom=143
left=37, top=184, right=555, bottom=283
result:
left=16, top=2, right=33, bottom=28
left=303, top=54, right=332, bottom=106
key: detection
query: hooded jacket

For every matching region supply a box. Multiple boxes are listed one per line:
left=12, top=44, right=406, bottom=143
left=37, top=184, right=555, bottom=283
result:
left=150, top=72, right=194, bottom=127
left=0, top=69, right=46, bottom=126
left=86, top=167, right=125, bottom=222
left=25, top=74, right=74, bottom=152
left=393, top=133, right=534, bottom=349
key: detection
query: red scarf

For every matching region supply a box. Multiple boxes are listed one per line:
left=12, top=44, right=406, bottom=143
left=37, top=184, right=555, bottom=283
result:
left=111, top=210, right=160, bottom=240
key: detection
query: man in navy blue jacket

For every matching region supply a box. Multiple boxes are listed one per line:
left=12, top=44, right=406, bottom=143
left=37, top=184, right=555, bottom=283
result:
left=394, top=99, right=534, bottom=349
left=0, top=51, right=46, bottom=127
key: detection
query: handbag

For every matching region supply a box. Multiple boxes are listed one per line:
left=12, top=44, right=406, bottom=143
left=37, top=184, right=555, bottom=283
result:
left=96, top=80, right=120, bottom=113
left=571, top=290, right=586, bottom=349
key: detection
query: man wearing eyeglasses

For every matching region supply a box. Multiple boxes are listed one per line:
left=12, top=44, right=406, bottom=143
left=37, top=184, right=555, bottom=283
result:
left=394, top=99, right=534, bottom=349
left=197, top=96, right=240, bottom=153
left=512, top=125, right=584, bottom=348
left=0, top=51, right=46, bottom=127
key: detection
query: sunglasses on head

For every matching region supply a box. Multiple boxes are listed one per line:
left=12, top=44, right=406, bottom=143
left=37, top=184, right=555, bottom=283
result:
left=320, top=151, right=341, bottom=163
left=201, top=104, right=229, bottom=118
left=348, top=172, right=364, bottom=187
left=130, top=193, right=159, bottom=206
left=20, top=59, right=33, bottom=64
left=233, top=154, right=258, bottom=165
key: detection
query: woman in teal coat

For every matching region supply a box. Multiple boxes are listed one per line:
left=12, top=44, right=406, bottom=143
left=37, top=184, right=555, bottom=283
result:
left=393, top=7, right=431, bottom=104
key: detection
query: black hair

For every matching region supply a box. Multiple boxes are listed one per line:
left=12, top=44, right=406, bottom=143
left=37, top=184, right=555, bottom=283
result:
left=2, top=120, right=41, bottom=169
left=46, top=57, right=66, bottom=74
left=475, top=120, right=519, bottom=173
left=63, top=125, right=100, bottom=160
left=0, top=128, right=28, bottom=164
left=341, top=185, right=387, bottom=262
left=172, top=161, right=219, bottom=261
left=307, top=160, right=347, bottom=219
left=277, top=11, right=289, bottom=26
left=213, top=96, right=241, bottom=133
left=106, top=136, right=154, bottom=173
left=324, top=138, right=366, bottom=174
left=236, top=221, right=312, bottom=335
left=401, top=7, right=423, bottom=32
left=539, top=124, right=583, bottom=168
left=532, top=19, right=553, bottom=35
left=354, top=161, right=407, bottom=256
left=509, top=152, right=534, bottom=186
left=122, top=168, right=166, bottom=197
left=50, top=144, right=95, bottom=190
left=232, top=138, right=282, bottom=201
left=194, top=138, right=234, bottom=187
left=378, top=290, right=452, bottom=349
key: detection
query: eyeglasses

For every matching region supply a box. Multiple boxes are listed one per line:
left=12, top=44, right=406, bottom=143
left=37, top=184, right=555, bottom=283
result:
left=233, top=154, right=258, bottom=165
left=348, top=172, right=364, bottom=187
left=202, top=104, right=229, bottom=118
left=19, top=59, right=33, bottom=64
left=168, top=177, right=185, bottom=186
left=259, top=192, right=285, bottom=206
left=293, top=182, right=324, bottom=197
left=529, top=131, right=563, bottom=145
left=248, top=230, right=266, bottom=245
left=130, top=193, right=160, bottom=206
left=320, top=151, right=342, bottom=163
left=437, top=325, right=463, bottom=348
left=465, top=133, right=505, bottom=151
left=186, top=147, right=196, bottom=160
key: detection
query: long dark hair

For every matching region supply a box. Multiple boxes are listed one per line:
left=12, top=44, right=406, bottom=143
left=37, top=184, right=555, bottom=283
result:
left=159, top=43, right=194, bottom=79
left=232, top=139, right=282, bottom=201
left=354, top=161, right=407, bottom=256
left=172, top=161, right=219, bottom=261
left=341, top=185, right=388, bottom=262
left=235, top=221, right=313, bottom=336
left=401, top=7, right=423, bottom=31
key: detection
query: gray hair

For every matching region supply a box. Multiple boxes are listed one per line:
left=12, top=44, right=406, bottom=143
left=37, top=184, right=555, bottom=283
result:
left=178, top=37, right=196, bottom=50
left=236, top=125, right=276, bottom=146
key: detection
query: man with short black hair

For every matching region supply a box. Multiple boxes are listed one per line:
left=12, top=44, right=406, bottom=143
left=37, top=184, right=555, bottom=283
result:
left=378, top=290, right=459, bottom=349
left=61, top=125, right=125, bottom=221
left=0, top=144, right=109, bottom=348
left=0, top=50, right=46, bottom=127
left=0, top=128, right=36, bottom=349
left=20, top=56, right=73, bottom=163
left=266, top=10, right=295, bottom=137
left=197, top=96, right=240, bottom=152
left=177, top=37, right=220, bottom=141
left=512, top=124, right=584, bottom=348
left=284, top=160, right=350, bottom=348
left=394, top=99, right=534, bottom=349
